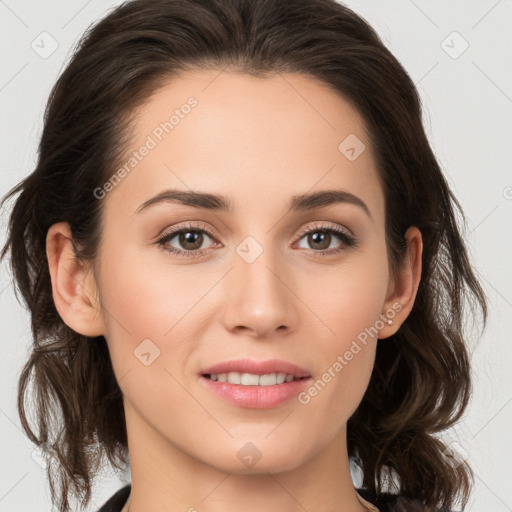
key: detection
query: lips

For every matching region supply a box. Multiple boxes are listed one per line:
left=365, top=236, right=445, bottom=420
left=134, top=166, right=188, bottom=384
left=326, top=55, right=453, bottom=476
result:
left=200, top=358, right=311, bottom=379
left=199, top=358, right=313, bottom=409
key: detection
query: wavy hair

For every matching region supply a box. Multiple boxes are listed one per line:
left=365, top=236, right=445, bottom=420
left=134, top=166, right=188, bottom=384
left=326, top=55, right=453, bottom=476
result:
left=1, top=0, right=487, bottom=510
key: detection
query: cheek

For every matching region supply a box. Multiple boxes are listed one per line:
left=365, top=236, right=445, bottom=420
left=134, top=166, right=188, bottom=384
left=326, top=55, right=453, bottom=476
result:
left=96, top=246, right=225, bottom=402
left=98, top=242, right=195, bottom=336
left=294, top=251, right=388, bottom=416
left=95, top=247, right=184, bottom=374
left=301, top=247, right=390, bottom=344
left=96, top=252, right=206, bottom=425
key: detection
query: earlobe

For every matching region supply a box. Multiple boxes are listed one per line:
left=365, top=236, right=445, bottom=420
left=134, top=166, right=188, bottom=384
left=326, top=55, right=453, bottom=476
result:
left=46, top=222, right=105, bottom=337
left=379, top=226, right=423, bottom=339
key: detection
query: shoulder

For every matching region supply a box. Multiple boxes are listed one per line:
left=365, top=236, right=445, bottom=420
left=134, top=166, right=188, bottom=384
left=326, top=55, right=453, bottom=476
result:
left=356, top=487, right=460, bottom=512
left=96, top=484, right=131, bottom=512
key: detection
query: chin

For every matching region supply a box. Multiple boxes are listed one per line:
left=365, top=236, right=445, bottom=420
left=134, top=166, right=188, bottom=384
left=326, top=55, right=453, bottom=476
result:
left=200, top=438, right=311, bottom=475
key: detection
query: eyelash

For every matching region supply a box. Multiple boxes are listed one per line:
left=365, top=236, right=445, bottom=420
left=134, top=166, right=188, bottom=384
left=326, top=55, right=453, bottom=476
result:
left=156, top=221, right=358, bottom=259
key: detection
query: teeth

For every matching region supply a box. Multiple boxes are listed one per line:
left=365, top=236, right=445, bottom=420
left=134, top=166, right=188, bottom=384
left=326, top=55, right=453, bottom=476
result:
left=208, top=372, right=298, bottom=386
left=241, top=373, right=260, bottom=385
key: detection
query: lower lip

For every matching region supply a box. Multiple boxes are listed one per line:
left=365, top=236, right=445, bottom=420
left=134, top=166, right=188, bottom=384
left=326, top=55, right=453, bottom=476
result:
left=200, top=375, right=312, bottom=409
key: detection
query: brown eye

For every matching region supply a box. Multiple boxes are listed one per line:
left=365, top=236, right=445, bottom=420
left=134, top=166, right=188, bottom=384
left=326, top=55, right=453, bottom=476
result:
left=295, top=223, right=357, bottom=256
left=156, top=223, right=218, bottom=258
left=177, top=230, right=205, bottom=251
left=306, top=231, right=332, bottom=250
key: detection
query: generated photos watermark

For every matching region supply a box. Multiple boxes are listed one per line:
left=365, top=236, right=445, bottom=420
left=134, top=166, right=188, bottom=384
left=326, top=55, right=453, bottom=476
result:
left=93, top=96, right=198, bottom=200
left=297, top=301, right=402, bottom=405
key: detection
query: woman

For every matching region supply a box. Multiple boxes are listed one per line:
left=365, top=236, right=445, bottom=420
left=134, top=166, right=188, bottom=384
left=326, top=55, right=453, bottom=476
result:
left=0, top=0, right=487, bottom=511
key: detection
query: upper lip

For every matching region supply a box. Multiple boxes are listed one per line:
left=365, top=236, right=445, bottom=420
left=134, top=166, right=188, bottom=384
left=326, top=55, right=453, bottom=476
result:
left=201, top=358, right=311, bottom=378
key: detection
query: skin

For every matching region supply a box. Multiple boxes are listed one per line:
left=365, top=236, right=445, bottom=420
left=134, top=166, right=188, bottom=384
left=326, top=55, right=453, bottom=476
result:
left=46, top=70, right=422, bottom=512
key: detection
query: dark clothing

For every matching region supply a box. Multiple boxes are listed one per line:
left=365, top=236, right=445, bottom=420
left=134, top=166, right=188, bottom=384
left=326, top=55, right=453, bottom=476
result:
left=97, top=484, right=130, bottom=512
left=96, top=483, right=456, bottom=511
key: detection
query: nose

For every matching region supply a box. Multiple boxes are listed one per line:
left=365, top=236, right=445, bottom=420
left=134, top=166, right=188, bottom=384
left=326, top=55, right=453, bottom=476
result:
left=220, top=245, right=299, bottom=339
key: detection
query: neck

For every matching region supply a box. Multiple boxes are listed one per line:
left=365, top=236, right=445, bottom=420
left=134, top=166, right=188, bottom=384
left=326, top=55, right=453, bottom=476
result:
left=121, top=399, right=370, bottom=512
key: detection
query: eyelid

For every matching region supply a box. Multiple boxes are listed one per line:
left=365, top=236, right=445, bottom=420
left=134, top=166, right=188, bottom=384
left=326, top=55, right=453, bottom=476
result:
left=294, top=221, right=354, bottom=241
left=156, top=221, right=217, bottom=242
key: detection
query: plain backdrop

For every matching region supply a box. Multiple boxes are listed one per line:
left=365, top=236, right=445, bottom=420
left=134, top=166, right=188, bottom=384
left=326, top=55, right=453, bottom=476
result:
left=0, top=1, right=511, bottom=511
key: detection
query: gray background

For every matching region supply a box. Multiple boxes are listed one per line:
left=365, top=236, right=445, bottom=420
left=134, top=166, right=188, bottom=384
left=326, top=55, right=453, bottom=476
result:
left=0, top=1, right=511, bottom=510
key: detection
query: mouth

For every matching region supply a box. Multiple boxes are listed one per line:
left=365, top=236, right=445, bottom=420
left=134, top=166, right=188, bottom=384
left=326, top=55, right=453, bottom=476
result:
left=200, top=358, right=311, bottom=383
left=199, top=358, right=312, bottom=408
left=202, top=372, right=309, bottom=386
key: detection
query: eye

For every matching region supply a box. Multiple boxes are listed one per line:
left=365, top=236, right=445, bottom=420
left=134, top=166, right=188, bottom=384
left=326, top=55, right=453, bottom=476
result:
left=155, top=221, right=357, bottom=259
left=156, top=222, right=218, bottom=258
left=294, top=222, right=357, bottom=256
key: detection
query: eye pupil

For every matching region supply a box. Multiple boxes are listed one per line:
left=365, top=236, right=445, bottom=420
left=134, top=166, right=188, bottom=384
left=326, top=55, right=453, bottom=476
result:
left=309, top=231, right=330, bottom=250
left=180, top=230, right=203, bottom=250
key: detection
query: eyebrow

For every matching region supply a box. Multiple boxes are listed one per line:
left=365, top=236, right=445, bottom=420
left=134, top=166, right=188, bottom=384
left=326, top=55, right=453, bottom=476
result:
left=135, top=188, right=372, bottom=220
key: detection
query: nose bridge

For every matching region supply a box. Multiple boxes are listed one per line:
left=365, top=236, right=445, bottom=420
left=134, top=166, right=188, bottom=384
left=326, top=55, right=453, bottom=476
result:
left=221, top=232, right=297, bottom=335
left=234, top=232, right=288, bottom=302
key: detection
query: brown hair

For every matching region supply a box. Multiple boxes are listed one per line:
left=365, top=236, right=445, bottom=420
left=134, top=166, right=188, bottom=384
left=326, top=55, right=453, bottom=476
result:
left=1, top=0, right=487, bottom=511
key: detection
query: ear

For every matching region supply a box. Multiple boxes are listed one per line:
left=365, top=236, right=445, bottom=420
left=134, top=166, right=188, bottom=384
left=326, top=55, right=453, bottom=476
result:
left=378, top=226, right=423, bottom=339
left=46, top=221, right=105, bottom=337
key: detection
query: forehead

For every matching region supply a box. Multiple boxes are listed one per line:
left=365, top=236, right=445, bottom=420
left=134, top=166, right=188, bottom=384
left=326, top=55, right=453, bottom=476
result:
left=107, top=69, right=384, bottom=221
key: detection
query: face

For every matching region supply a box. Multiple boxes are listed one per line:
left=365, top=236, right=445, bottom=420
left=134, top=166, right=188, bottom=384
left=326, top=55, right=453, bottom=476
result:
left=92, top=70, right=396, bottom=475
